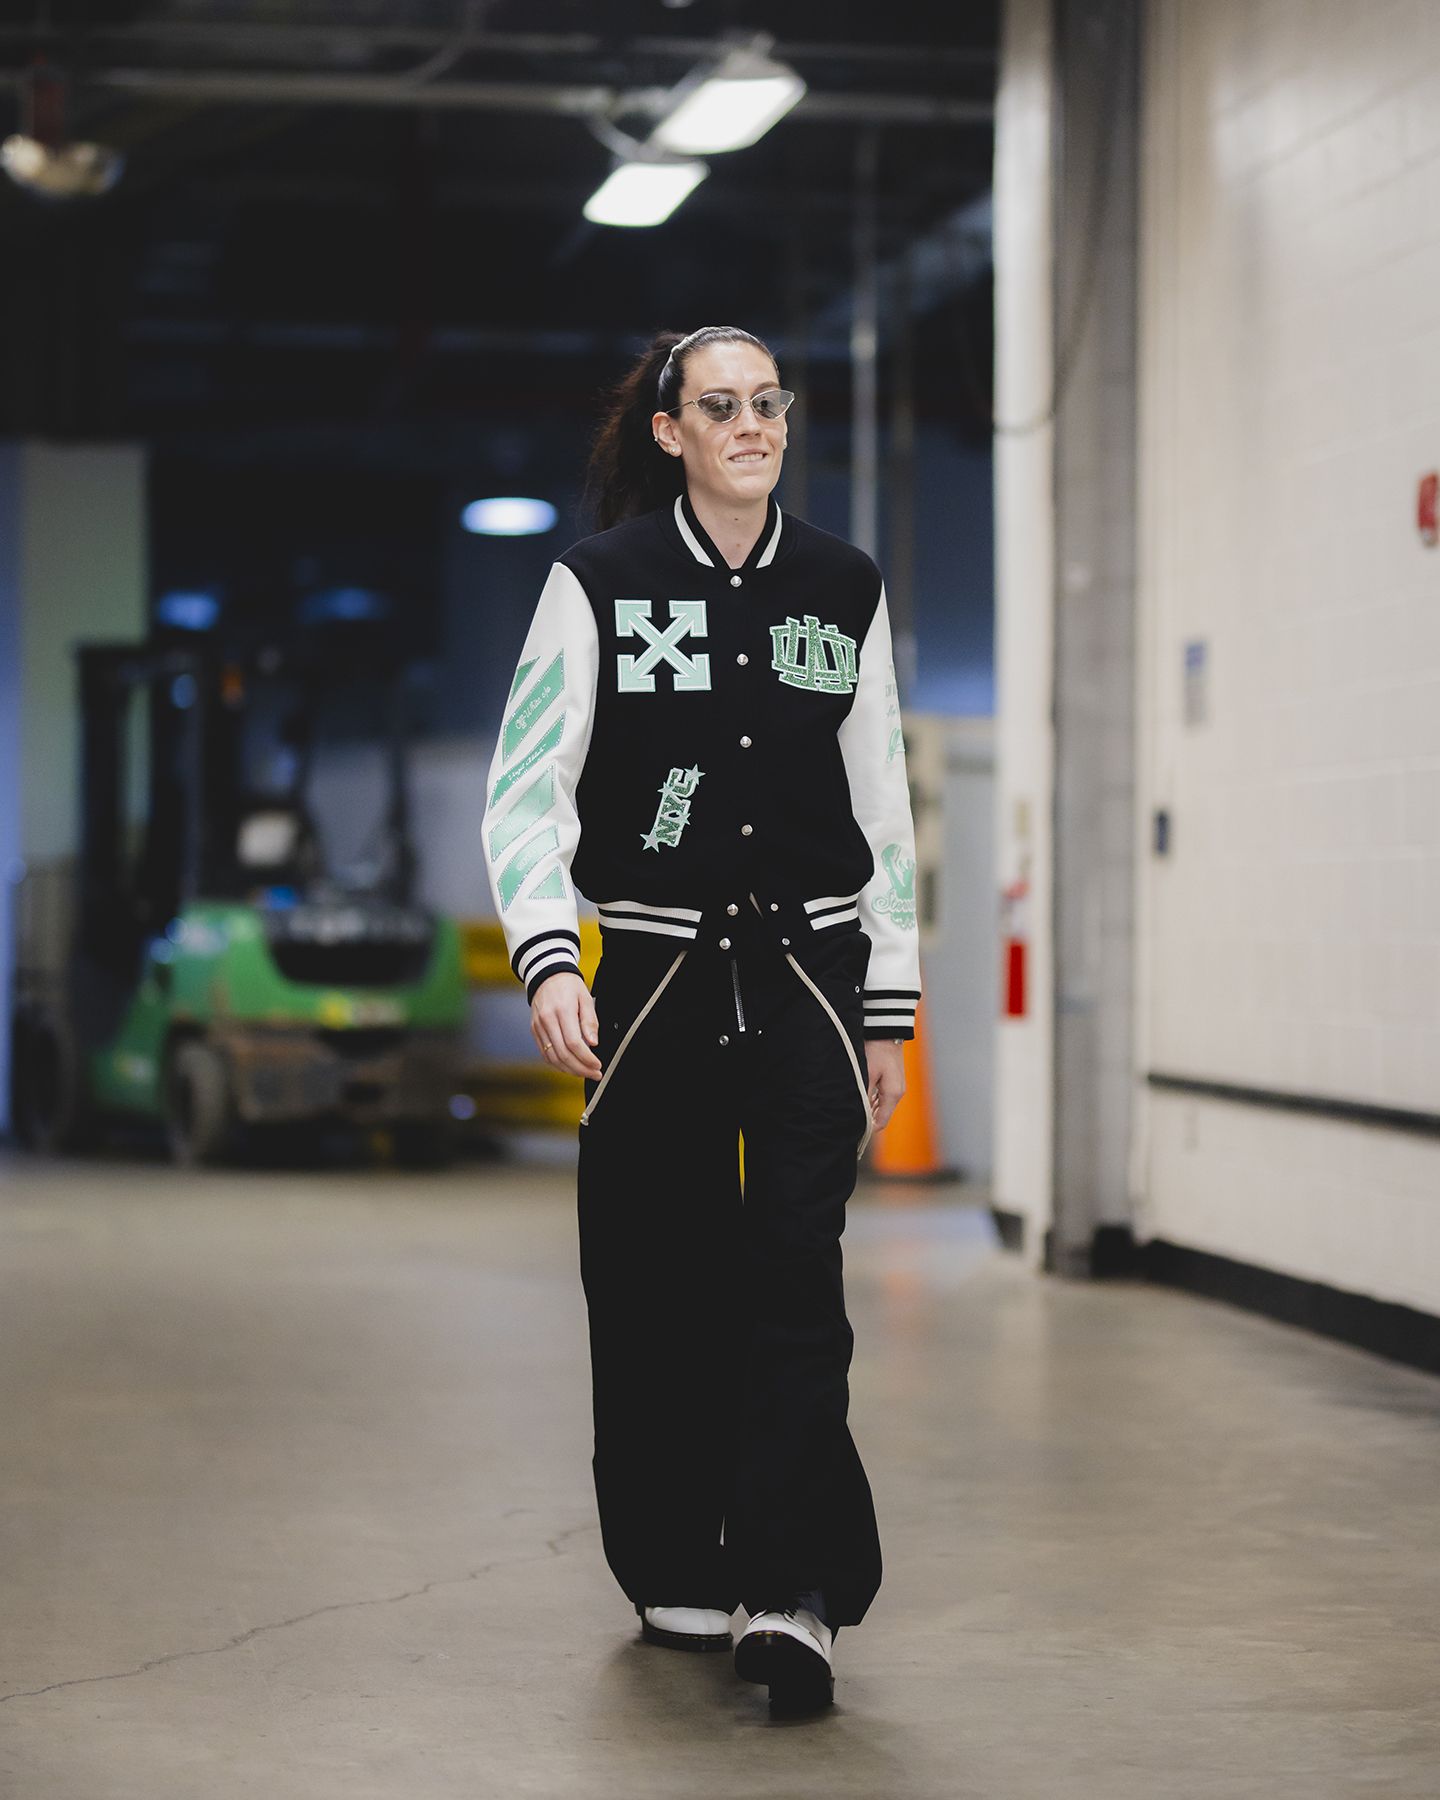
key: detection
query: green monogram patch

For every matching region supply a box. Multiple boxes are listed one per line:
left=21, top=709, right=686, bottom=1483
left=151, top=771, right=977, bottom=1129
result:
left=641, top=764, right=703, bottom=852
left=770, top=614, right=858, bottom=694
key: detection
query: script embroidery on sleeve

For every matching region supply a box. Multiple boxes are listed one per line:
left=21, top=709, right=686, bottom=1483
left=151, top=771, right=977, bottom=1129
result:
left=871, top=842, right=917, bottom=931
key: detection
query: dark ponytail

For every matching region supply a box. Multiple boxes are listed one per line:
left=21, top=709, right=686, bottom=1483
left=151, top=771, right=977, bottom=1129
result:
left=582, top=325, right=780, bottom=532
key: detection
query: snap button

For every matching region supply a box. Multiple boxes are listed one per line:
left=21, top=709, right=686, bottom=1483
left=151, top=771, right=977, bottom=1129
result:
left=726, top=903, right=738, bottom=916
left=781, top=937, right=790, bottom=946
left=719, top=1034, right=730, bottom=1046
left=719, top=937, right=731, bottom=950
left=769, top=902, right=779, bottom=912
left=740, top=823, right=753, bottom=836
left=739, top=734, right=752, bottom=747
left=730, top=574, right=742, bottom=587
left=736, top=652, right=749, bottom=666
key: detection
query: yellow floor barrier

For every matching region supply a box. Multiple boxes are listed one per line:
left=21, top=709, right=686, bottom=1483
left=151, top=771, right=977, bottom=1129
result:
left=459, top=918, right=603, bottom=1132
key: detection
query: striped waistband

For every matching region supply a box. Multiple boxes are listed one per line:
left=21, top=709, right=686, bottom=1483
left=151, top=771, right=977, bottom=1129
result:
left=594, top=900, right=705, bottom=940
left=595, top=893, right=861, bottom=941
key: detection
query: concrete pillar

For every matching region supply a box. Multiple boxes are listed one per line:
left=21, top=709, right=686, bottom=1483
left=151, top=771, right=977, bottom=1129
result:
left=993, top=0, right=1142, bottom=1273
left=1049, top=0, right=1141, bottom=1273
left=0, top=442, right=147, bottom=1132
left=992, top=0, right=1059, bottom=1268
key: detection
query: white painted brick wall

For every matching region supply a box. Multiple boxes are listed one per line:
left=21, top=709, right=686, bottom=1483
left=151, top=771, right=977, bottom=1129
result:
left=1134, top=0, right=1440, bottom=1309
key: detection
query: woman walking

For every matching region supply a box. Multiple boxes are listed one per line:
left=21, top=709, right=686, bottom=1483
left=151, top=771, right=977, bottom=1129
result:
left=481, top=325, right=920, bottom=1714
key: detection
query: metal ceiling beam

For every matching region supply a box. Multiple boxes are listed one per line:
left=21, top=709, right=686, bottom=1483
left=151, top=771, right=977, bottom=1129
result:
left=0, top=25, right=996, bottom=68
left=13, top=68, right=990, bottom=125
left=121, top=319, right=857, bottom=361
left=134, top=173, right=928, bottom=218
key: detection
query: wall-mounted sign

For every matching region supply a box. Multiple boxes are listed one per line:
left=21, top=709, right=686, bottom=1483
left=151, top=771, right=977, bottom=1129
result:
left=1183, top=639, right=1208, bottom=728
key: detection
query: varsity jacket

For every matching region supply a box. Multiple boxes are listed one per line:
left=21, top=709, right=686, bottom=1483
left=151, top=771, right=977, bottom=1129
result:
left=481, top=491, right=922, bottom=1038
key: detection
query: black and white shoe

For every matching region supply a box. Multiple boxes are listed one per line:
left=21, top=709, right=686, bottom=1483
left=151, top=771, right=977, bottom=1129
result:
left=637, top=1605, right=734, bottom=1651
left=733, top=1601, right=835, bottom=1712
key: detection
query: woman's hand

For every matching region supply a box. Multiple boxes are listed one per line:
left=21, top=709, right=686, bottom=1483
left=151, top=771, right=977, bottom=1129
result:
left=531, top=971, right=603, bottom=1079
left=865, top=1040, right=907, bottom=1131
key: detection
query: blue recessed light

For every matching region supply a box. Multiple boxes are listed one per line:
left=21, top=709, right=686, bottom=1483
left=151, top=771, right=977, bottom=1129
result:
left=461, top=497, right=557, bottom=537
left=157, top=589, right=221, bottom=631
left=298, top=586, right=391, bottom=624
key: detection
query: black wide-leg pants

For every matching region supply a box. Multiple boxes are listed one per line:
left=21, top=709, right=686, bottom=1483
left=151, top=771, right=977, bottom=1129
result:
left=575, top=904, right=883, bottom=1629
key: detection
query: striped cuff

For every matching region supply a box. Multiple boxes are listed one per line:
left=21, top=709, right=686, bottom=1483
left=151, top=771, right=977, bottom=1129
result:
left=513, top=930, right=583, bottom=1003
left=863, top=989, right=919, bottom=1039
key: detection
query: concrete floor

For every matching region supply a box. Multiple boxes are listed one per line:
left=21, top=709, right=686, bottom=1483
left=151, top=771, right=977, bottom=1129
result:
left=2, top=1152, right=1439, bottom=1800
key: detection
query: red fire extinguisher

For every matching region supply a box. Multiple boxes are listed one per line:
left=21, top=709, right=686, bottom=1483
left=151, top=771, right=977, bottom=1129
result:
left=1419, top=472, right=1438, bottom=548
left=1000, top=873, right=1030, bottom=1019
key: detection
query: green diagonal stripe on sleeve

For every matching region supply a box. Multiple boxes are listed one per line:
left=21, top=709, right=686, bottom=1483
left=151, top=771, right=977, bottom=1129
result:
left=489, top=765, right=556, bottom=861
left=498, top=824, right=559, bottom=910
left=529, top=867, right=566, bottom=899
left=508, top=657, right=537, bottom=701
left=503, top=651, right=565, bottom=761
left=488, top=714, right=564, bottom=810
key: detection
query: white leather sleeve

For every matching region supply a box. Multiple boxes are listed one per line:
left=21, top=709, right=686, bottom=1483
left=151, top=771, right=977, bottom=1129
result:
left=482, top=561, right=599, bottom=1001
left=837, top=583, right=922, bottom=1038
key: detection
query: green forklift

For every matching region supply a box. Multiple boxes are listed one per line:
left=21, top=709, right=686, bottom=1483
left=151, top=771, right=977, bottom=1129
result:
left=8, top=631, right=468, bottom=1166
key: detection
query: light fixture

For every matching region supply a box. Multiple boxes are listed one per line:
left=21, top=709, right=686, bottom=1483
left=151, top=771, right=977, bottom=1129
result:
left=1, top=60, right=123, bottom=201
left=461, top=496, right=558, bottom=537
left=156, top=589, right=221, bottom=632
left=1, top=135, right=124, bottom=199
left=582, top=158, right=708, bottom=229
left=298, top=586, right=392, bottom=623
left=650, top=44, right=806, bottom=156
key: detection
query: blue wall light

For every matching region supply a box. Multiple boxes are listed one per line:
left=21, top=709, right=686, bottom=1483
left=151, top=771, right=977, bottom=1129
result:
left=461, top=497, right=557, bottom=537
left=157, top=589, right=221, bottom=631
left=298, top=586, right=391, bottom=624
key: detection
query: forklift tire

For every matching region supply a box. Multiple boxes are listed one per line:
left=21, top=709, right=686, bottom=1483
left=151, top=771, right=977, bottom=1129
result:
left=9, top=1011, right=94, bottom=1153
left=391, top=1121, right=458, bottom=1170
left=166, top=1040, right=237, bottom=1168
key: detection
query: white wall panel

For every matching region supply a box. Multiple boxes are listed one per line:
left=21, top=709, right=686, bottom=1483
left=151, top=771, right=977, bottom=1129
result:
left=1135, top=0, right=1440, bottom=1305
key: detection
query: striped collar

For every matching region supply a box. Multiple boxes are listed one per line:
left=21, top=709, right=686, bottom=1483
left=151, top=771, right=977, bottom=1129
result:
left=669, top=491, right=785, bottom=572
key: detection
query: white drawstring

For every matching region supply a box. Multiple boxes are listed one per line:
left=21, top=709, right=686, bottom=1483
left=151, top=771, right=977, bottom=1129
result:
left=780, top=950, right=875, bottom=1161
left=581, top=925, right=873, bottom=1157
left=579, top=951, right=688, bottom=1127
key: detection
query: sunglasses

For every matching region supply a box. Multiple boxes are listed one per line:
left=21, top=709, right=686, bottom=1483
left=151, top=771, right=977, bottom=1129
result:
left=670, top=387, right=796, bottom=425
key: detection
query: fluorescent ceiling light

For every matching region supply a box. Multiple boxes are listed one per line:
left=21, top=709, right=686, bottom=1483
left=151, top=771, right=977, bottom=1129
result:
left=462, top=496, right=558, bottom=536
left=583, top=159, right=707, bottom=228
left=651, top=50, right=806, bottom=155
left=1, top=134, right=124, bottom=200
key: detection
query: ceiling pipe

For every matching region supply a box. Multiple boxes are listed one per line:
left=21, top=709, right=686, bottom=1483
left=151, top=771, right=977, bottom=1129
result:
left=0, top=24, right=996, bottom=69
left=0, top=66, right=991, bottom=126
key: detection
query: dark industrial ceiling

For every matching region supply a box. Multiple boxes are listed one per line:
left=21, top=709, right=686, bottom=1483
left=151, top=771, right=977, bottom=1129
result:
left=0, top=1, right=997, bottom=447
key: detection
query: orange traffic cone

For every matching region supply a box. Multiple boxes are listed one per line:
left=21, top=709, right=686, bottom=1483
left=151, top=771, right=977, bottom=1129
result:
left=867, top=998, right=953, bottom=1180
